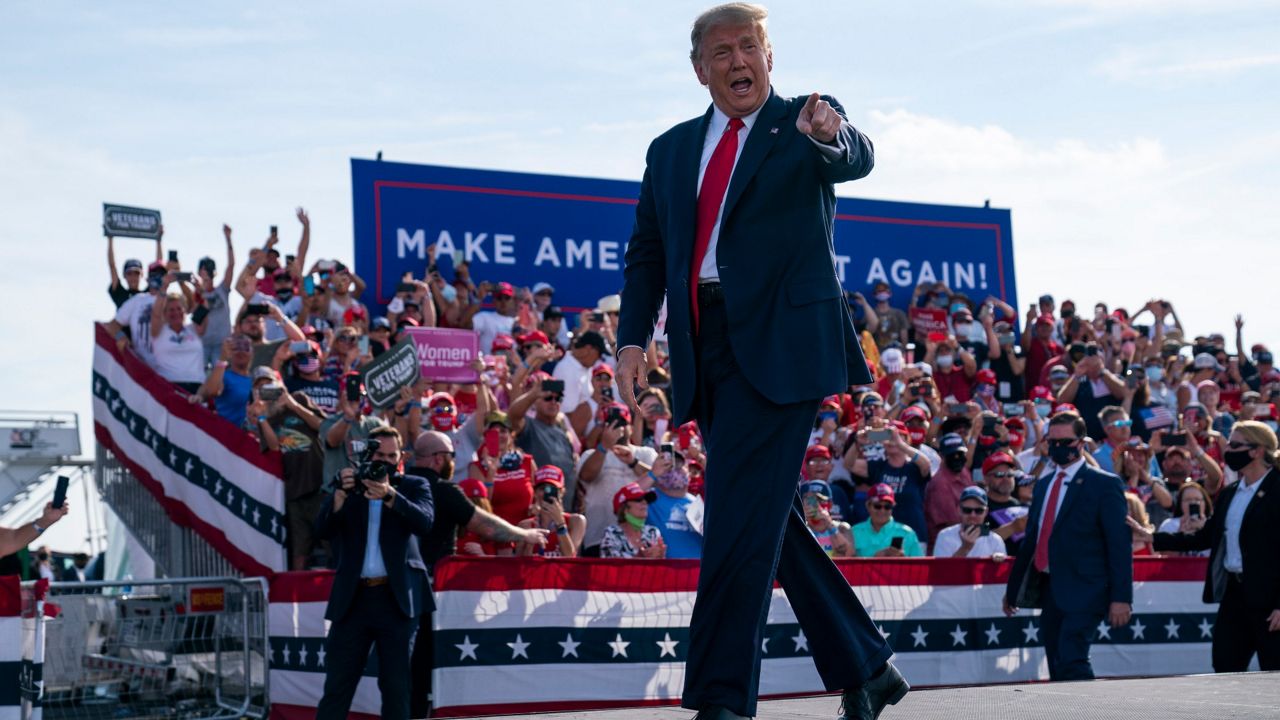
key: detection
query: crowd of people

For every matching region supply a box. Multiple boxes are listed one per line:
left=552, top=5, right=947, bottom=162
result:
left=103, top=216, right=1280, bottom=572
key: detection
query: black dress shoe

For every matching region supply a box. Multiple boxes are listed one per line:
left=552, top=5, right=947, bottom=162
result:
left=837, top=663, right=909, bottom=720
left=692, top=705, right=752, bottom=720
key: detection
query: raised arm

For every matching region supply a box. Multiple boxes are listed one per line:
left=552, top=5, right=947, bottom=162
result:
left=292, top=208, right=310, bottom=277
left=107, top=234, right=120, bottom=289
left=221, top=224, right=236, bottom=290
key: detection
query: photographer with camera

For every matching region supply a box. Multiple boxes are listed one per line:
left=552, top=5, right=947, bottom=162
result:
left=314, top=426, right=433, bottom=720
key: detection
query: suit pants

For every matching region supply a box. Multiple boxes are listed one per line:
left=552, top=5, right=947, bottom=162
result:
left=1038, top=575, right=1101, bottom=682
left=316, top=584, right=417, bottom=720
left=1212, top=575, right=1280, bottom=672
left=681, top=299, right=891, bottom=717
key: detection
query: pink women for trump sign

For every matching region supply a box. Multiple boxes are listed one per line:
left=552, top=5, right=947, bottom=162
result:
left=405, top=327, right=480, bottom=383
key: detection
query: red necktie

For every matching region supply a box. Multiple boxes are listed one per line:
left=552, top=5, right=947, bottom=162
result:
left=690, top=117, right=744, bottom=333
left=1034, top=471, right=1068, bottom=573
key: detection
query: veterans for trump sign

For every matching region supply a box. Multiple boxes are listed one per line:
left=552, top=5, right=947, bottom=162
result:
left=405, top=327, right=480, bottom=383
left=103, top=203, right=163, bottom=240
left=358, top=339, right=420, bottom=409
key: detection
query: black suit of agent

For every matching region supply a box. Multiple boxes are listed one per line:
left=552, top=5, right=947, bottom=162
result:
left=1155, top=466, right=1280, bottom=672
left=314, top=463, right=434, bottom=720
left=618, top=87, right=901, bottom=718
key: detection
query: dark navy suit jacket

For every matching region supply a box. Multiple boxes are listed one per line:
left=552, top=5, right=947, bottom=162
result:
left=316, top=473, right=435, bottom=622
left=1006, top=463, right=1133, bottom=614
left=618, top=90, right=876, bottom=425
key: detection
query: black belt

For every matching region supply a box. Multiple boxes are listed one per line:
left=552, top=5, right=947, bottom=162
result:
left=360, top=576, right=389, bottom=587
left=697, top=282, right=724, bottom=308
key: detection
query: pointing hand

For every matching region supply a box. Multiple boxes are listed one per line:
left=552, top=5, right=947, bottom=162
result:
left=796, top=92, right=842, bottom=143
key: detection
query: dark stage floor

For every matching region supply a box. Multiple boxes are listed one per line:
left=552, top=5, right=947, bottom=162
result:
left=481, top=672, right=1279, bottom=719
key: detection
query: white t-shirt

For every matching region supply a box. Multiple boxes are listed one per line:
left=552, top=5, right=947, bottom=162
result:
left=932, top=523, right=1007, bottom=558
left=553, top=353, right=594, bottom=416
left=576, top=445, right=658, bottom=549
left=1157, top=517, right=1210, bottom=557
left=151, top=324, right=206, bottom=384
left=115, top=292, right=158, bottom=365
left=327, top=294, right=363, bottom=328
left=471, top=311, right=516, bottom=356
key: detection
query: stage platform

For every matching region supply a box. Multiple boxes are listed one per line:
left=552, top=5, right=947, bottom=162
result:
left=481, top=672, right=1278, bottom=719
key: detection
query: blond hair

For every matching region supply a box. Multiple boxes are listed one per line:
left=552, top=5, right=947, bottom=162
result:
left=1233, top=420, right=1280, bottom=471
left=690, top=3, right=770, bottom=62
left=1124, top=492, right=1152, bottom=533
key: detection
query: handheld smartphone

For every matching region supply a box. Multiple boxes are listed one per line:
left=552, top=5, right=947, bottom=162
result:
left=541, top=379, right=566, bottom=394
left=1003, top=403, right=1024, bottom=417
left=982, top=415, right=998, bottom=434
left=661, top=442, right=675, bottom=459
left=867, top=428, right=892, bottom=443
left=190, top=306, right=210, bottom=325
left=484, top=428, right=501, bottom=458
left=980, top=524, right=991, bottom=537
left=396, top=282, right=416, bottom=294
left=303, top=276, right=316, bottom=295
left=654, top=418, right=668, bottom=444
left=601, top=387, right=614, bottom=401
left=948, top=403, right=969, bottom=416
left=890, top=536, right=904, bottom=550
left=168, top=250, right=178, bottom=262
left=1126, top=373, right=1139, bottom=389
left=542, top=484, right=559, bottom=502
left=258, top=384, right=284, bottom=402
left=357, top=336, right=369, bottom=355
left=52, top=475, right=70, bottom=510
left=1189, top=502, right=1202, bottom=519
left=590, top=312, right=605, bottom=323
left=1085, top=345, right=1100, bottom=357
left=317, top=259, right=336, bottom=272
left=270, top=225, right=278, bottom=236
left=289, top=340, right=311, bottom=353
left=345, top=377, right=362, bottom=403
left=1164, top=432, right=1187, bottom=447
left=245, top=303, right=270, bottom=316
left=175, top=271, right=193, bottom=282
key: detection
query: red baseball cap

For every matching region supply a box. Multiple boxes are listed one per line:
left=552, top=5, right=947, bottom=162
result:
left=493, top=282, right=515, bottom=298
left=427, top=392, right=455, bottom=408
left=1004, top=416, right=1026, bottom=431
left=1053, top=402, right=1078, bottom=416
left=982, top=452, right=1017, bottom=475
left=592, top=363, right=615, bottom=378
left=1030, top=386, right=1054, bottom=401
left=343, top=305, right=367, bottom=324
left=804, top=444, right=832, bottom=462
left=975, top=368, right=997, bottom=385
left=491, top=334, right=515, bottom=351
left=613, top=482, right=657, bottom=514
left=518, top=330, right=550, bottom=346
left=901, top=405, right=930, bottom=423
left=458, top=478, right=488, bottom=499
left=600, top=402, right=632, bottom=424
left=869, top=483, right=896, bottom=506
left=534, top=465, right=565, bottom=489
left=1035, top=314, right=1055, bottom=327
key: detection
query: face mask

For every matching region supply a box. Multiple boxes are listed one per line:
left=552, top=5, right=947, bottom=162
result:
left=954, top=323, right=972, bottom=337
left=944, top=454, right=967, bottom=472
left=294, top=355, right=320, bottom=374
left=655, top=468, right=690, bottom=492
left=906, top=427, right=926, bottom=445
left=147, top=273, right=165, bottom=291
left=1223, top=448, right=1255, bottom=472
left=430, top=412, right=457, bottom=431
left=874, top=291, right=891, bottom=302
left=1048, top=440, right=1080, bottom=467
left=976, top=384, right=995, bottom=397
left=1036, top=404, right=1052, bottom=419
left=936, top=354, right=954, bottom=370
left=950, top=303, right=968, bottom=315
left=932, top=296, right=949, bottom=308
left=442, top=284, right=458, bottom=303
left=499, top=451, right=521, bottom=471
left=276, top=288, right=293, bottom=301
left=1146, top=366, right=1164, bottom=382
left=624, top=512, right=647, bottom=530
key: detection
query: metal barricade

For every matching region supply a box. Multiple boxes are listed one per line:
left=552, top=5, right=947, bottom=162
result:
left=38, top=577, right=269, bottom=719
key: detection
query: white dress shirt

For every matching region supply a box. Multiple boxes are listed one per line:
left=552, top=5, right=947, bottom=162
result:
left=1222, top=472, right=1265, bottom=572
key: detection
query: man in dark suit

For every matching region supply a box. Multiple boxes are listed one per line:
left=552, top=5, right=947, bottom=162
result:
left=616, top=5, right=906, bottom=719
left=314, top=425, right=434, bottom=720
left=1004, top=412, right=1133, bottom=681
left=1144, top=421, right=1280, bottom=671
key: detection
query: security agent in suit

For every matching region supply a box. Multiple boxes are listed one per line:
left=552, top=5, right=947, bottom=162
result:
left=1004, top=412, right=1133, bottom=681
left=615, top=6, right=906, bottom=719
left=1142, top=421, right=1280, bottom=671
left=314, top=426, right=434, bottom=720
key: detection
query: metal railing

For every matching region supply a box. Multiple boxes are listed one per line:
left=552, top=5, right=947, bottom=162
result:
left=96, top=444, right=237, bottom=579
left=38, top=577, right=269, bottom=719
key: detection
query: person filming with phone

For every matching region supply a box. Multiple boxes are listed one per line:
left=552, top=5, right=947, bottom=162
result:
left=517, top=465, right=585, bottom=557
left=932, top=486, right=1006, bottom=559
left=0, top=498, right=69, bottom=558
left=576, top=402, right=656, bottom=556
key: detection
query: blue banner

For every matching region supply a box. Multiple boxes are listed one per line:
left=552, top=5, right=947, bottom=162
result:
left=352, top=159, right=1016, bottom=315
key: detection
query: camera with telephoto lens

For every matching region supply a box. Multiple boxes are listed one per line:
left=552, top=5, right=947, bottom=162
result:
left=332, top=438, right=402, bottom=491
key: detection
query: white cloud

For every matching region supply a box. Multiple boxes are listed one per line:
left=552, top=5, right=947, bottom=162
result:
left=1098, top=49, right=1280, bottom=81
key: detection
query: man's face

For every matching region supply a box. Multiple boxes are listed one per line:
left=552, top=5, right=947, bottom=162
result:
left=239, top=315, right=265, bottom=342
left=806, top=455, right=832, bottom=481
left=571, top=344, right=599, bottom=366
left=591, top=373, right=613, bottom=396
left=371, top=436, right=401, bottom=467
left=692, top=23, right=772, bottom=118
left=263, top=253, right=280, bottom=272
left=987, top=464, right=1016, bottom=497
left=332, top=272, right=352, bottom=294
left=274, top=277, right=293, bottom=299
left=534, top=290, right=553, bottom=310
left=163, top=299, right=184, bottom=326
left=1197, top=387, right=1219, bottom=410
left=494, top=293, right=516, bottom=316
left=1103, top=414, right=1132, bottom=444
left=536, top=389, right=563, bottom=418
left=867, top=497, right=894, bottom=525
left=540, top=317, right=562, bottom=337
left=1162, top=450, right=1190, bottom=481
left=124, top=267, right=143, bottom=290
left=959, top=501, right=987, bottom=528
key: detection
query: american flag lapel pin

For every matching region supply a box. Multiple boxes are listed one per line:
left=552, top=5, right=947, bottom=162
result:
left=770, top=127, right=778, bottom=134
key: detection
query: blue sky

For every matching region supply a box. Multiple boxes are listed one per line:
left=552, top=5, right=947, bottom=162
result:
left=2, top=0, right=1278, bottom=462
